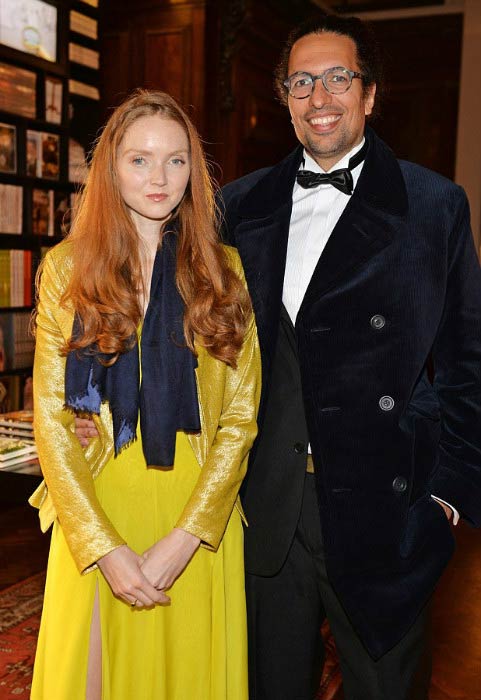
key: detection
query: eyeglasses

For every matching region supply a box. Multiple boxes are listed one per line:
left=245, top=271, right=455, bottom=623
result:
left=283, top=67, right=365, bottom=99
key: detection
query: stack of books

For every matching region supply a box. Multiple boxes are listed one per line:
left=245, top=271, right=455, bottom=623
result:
left=0, top=410, right=34, bottom=441
left=0, top=435, right=37, bottom=470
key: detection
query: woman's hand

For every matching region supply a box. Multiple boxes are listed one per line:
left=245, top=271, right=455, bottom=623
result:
left=141, top=528, right=201, bottom=592
left=74, top=416, right=99, bottom=447
left=98, top=544, right=170, bottom=607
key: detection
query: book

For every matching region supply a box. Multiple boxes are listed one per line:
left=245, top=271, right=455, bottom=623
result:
left=27, top=130, right=60, bottom=179
left=0, top=122, right=16, bottom=173
left=0, top=311, right=35, bottom=370
left=0, top=426, right=34, bottom=440
left=0, top=61, right=36, bottom=119
left=68, top=139, right=88, bottom=184
left=69, top=79, right=99, bottom=101
left=42, top=132, right=60, bottom=179
left=0, top=436, right=37, bottom=461
left=32, top=188, right=50, bottom=235
left=0, top=409, right=34, bottom=440
left=0, top=249, right=10, bottom=306
left=10, top=249, right=22, bottom=306
left=0, top=409, right=34, bottom=424
left=24, top=250, right=32, bottom=306
left=45, top=77, right=63, bottom=124
left=0, top=374, right=22, bottom=413
left=69, top=42, right=99, bottom=70
left=26, top=130, right=41, bottom=177
left=0, top=184, right=22, bottom=234
left=70, top=11, right=98, bottom=40
left=0, top=453, right=39, bottom=474
left=0, top=250, right=32, bottom=306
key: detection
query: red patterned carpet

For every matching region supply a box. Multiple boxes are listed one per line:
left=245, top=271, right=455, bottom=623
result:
left=0, top=571, right=342, bottom=699
left=0, top=572, right=45, bottom=698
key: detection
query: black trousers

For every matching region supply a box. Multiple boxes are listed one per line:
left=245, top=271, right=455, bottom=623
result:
left=246, top=474, right=432, bottom=700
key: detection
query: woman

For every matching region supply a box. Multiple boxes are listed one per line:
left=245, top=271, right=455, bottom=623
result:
left=29, top=89, right=261, bottom=700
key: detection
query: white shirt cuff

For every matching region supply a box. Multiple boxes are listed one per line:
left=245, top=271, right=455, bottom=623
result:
left=431, top=495, right=460, bottom=525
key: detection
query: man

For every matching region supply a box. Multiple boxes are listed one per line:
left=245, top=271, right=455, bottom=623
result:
left=75, top=13, right=481, bottom=699
left=220, top=12, right=481, bottom=700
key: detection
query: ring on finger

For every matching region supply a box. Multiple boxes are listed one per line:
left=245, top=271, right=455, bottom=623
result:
left=131, top=599, right=137, bottom=607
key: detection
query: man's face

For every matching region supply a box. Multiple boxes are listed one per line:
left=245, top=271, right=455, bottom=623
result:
left=287, top=32, right=376, bottom=170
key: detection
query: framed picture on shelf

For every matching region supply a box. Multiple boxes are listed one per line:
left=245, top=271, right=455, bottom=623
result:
left=52, top=190, right=70, bottom=236
left=32, top=188, right=70, bottom=236
left=0, top=311, right=35, bottom=371
left=45, top=76, right=62, bottom=124
left=0, top=0, right=58, bottom=63
left=0, top=122, right=16, bottom=173
left=26, top=129, right=41, bottom=177
left=42, top=131, right=59, bottom=179
left=32, top=187, right=49, bottom=235
left=0, top=62, right=36, bottom=118
left=26, top=130, right=60, bottom=179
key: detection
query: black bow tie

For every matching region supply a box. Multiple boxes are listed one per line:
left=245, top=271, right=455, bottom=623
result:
left=296, top=141, right=367, bottom=195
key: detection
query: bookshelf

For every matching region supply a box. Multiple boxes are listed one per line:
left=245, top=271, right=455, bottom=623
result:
left=0, top=0, right=100, bottom=417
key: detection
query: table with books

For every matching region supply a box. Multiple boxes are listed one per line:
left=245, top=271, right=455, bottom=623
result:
left=0, top=410, right=42, bottom=504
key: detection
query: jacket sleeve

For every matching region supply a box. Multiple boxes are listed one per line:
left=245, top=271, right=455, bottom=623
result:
left=175, top=251, right=262, bottom=549
left=33, top=249, right=125, bottom=572
left=428, top=188, right=481, bottom=526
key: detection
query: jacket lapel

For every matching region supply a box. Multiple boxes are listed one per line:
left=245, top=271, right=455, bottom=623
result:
left=231, top=147, right=303, bottom=368
left=299, top=127, right=408, bottom=313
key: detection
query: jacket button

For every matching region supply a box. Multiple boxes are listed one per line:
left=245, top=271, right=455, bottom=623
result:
left=392, top=476, right=408, bottom=492
left=370, top=314, right=386, bottom=330
left=294, top=442, right=306, bottom=454
left=379, top=395, right=395, bottom=411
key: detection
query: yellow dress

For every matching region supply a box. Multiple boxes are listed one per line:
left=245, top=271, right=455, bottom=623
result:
left=31, top=430, right=248, bottom=699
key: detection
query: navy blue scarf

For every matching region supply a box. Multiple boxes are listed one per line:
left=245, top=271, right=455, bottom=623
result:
left=64, top=229, right=201, bottom=467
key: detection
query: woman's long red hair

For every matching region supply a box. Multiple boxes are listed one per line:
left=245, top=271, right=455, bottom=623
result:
left=60, top=89, right=251, bottom=367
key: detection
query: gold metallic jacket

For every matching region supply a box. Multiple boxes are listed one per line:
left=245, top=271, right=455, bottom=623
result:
left=29, top=240, right=261, bottom=573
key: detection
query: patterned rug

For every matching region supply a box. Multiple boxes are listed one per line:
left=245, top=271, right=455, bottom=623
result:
left=0, top=571, right=45, bottom=698
left=0, top=571, right=342, bottom=699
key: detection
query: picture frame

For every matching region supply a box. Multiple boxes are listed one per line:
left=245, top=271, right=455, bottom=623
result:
left=32, top=187, right=50, bottom=235
left=0, top=0, right=58, bottom=63
left=26, top=129, right=60, bottom=179
left=0, top=122, right=16, bottom=173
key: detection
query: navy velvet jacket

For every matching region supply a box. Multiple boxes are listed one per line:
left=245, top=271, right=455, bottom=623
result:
left=221, top=126, right=481, bottom=659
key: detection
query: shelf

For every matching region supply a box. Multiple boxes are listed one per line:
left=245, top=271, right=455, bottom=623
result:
left=0, top=458, right=41, bottom=477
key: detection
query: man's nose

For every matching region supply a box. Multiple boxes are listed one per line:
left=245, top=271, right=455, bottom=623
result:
left=309, top=78, right=333, bottom=108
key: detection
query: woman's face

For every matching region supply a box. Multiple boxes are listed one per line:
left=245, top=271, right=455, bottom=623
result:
left=116, top=115, right=191, bottom=232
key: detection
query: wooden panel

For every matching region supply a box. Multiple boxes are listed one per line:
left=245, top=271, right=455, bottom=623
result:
left=231, top=56, right=296, bottom=178
left=371, top=14, right=462, bottom=179
left=99, top=31, right=131, bottom=116
left=208, top=2, right=298, bottom=183
left=100, top=1, right=206, bottom=129
left=144, top=27, right=191, bottom=104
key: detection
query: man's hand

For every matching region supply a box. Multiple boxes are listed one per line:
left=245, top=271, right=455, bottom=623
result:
left=98, top=544, right=171, bottom=607
left=141, top=528, right=201, bottom=592
left=75, top=416, right=99, bottom=447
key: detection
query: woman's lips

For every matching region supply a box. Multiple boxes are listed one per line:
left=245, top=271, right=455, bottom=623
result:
left=146, top=193, right=168, bottom=202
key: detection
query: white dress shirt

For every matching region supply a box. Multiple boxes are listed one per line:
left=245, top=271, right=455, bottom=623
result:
left=282, top=140, right=459, bottom=524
